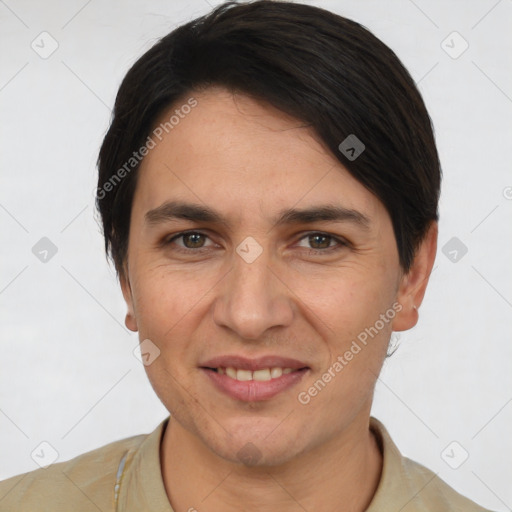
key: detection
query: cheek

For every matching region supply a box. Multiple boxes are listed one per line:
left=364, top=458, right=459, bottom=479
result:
left=131, top=263, right=211, bottom=336
left=300, top=264, right=397, bottom=339
left=130, top=267, right=209, bottom=412
left=295, top=276, right=394, bottom=425
left=296, top=265, right=396, bottom=397
left=129, top=263, right=222, bottom=395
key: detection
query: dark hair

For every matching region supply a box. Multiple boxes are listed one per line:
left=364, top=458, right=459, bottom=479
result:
left=96, top=0, right=441, bottom=280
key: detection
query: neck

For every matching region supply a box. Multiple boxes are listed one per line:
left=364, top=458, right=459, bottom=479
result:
left=160, top=414, right=383, bottom=512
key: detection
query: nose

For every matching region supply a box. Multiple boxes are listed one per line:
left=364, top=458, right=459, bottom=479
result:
left=212, top=246, right=294, bottom=340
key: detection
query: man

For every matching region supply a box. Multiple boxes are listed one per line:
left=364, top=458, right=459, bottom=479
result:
left=0, top=1, right=493, bottom=510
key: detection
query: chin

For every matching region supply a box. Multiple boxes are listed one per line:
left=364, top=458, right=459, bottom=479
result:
left=202, top=422, right=305, bottom=468
left=220, top=442, right=299, bottom=468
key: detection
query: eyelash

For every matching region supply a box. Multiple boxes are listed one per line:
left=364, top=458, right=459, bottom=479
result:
left=163, top=231, right=349, bottom=255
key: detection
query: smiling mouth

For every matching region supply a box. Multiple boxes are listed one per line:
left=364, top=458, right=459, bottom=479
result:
left=202, top=366, right=308, bottom=382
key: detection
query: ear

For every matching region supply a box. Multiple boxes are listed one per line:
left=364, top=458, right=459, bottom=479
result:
left=392, top=221, right=438, bottom=332
left=120, top=267, right=138, bottom=332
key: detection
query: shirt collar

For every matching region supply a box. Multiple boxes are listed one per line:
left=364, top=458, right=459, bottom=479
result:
left=366, top=416, right=438, bottom=511
left=117, top=416, right=173, bottom=512
left=117, top=416, right=436, bottom=511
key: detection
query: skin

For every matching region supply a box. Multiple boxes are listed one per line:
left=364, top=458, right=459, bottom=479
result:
left=120, top=86, right=437, bottom=512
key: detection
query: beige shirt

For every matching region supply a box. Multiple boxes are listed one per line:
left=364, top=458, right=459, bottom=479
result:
left=0, top=417, right=492, bottom=511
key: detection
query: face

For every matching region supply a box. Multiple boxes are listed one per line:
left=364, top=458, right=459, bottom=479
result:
left=121, top=87, right=434, bottom=466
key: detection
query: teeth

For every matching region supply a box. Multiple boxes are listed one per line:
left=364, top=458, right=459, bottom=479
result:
left=270, top=367, right=282, bottom=379
left=236, top=369, right=252, bottom=381
left=253, top=368, right=271, bottom=381
left=219, top=367, right=298, bottom=381
left=226, top=367, right=237, bottom=379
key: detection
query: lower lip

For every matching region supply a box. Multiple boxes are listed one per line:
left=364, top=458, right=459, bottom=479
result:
left=201, top=368, right=309, bottom=402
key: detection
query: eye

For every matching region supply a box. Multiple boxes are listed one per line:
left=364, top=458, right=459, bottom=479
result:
left=296, top=232, right=347, bottom=252
left=165, top=231, right=215, bottom=251
left=162, top=230, right=348, bottom=255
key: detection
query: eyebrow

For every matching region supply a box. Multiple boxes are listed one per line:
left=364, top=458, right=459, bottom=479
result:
left=144, top=200, right=370, bottom=229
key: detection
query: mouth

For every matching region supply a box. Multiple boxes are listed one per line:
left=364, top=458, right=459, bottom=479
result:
left=199, top=355, right=310, bottom=401
left=202, top=366, right=307, bottom=381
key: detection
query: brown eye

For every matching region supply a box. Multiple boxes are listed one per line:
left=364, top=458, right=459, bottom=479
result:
left=164, top=231, right=214, bottom=252
left=308, top=234, right=332, bottom=249
left=296, top=232, right=348, bottom=254
left=181, top=233, right=206, bottom=248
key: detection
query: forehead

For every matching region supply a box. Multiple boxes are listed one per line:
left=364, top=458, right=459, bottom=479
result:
left=133, top=87, right=384, bottom=225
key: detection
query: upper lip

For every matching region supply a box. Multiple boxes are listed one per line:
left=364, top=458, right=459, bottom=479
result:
left=200, top=355, right=309, bottom=371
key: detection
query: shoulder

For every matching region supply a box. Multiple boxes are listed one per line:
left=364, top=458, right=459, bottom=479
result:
left=368, top=417, right=495, bottom=512
left=0, top=432, right=147, bottom=512
left=400, top=455, right=493, bottom=512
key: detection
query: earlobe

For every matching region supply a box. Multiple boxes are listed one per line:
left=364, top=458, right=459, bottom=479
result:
left=392, top=222, right=438, bottom=332
left=120, top=271, right=139, bottom=332
left=125, top=313, right=138, bottom=332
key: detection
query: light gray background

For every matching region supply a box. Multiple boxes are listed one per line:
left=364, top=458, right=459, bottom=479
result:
left=1, top=0, right=511, bottom=510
